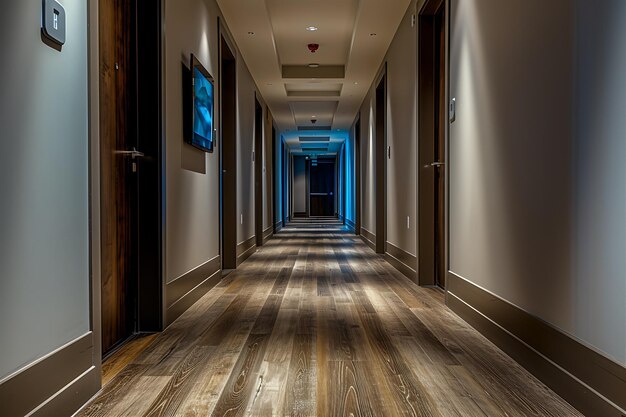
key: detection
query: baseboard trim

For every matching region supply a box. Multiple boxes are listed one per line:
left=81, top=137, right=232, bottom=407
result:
left=237, top=235, right=257, bottom=267
left=447, top=271, right=626, bottom=417
left=360, top=228, right=376, bottom=251
left=384, top=242, right=417, bottom=282
left=165, top=255, right=221, bottom=307
left=0, top=332, right=98, bottom=417
left=274, top=220, right=283, bottom=233
left=293, top=212, right=306, bottom=218
left=262, top=225, right=273, bottom=244
left=165, top=257, right=222, bottom=326
left=346, top=218, right=356, bottom=231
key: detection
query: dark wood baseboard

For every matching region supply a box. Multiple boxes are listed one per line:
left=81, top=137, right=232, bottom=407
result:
left=384, top=242, right=417, bottom=282
left=165, top=256, right=222, bottom=326
left=447, top=271, right=626, bottom=417
left=293, top=212, right=306, bottom=218
left=0, top=332, right=99, bottom=417
left=360, top=228, right=376, bottom=251
left=237, top=235, right=257, bottom=267
left=262, top=225, right=273, bottom=245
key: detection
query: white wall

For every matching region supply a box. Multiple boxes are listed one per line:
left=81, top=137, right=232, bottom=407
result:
left=572, top=0, right=626, bottom=365
left=0, top=0, right=90, bottom=379
left=449, top=0, right=626, bottom=365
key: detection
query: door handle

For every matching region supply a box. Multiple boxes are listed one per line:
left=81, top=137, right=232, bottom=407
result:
left=115, top=147, right=145, bottom=159
left=424, top=162, right=445, bottom=168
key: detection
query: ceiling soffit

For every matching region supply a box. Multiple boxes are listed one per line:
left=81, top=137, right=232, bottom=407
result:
left=216, top=0, right=411, bottom=131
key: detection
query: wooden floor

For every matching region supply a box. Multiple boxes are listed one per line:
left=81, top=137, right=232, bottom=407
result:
left=79, top=222, right=581, bottom=417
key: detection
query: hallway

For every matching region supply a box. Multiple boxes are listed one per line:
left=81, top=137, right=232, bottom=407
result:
left=79, top=223, right=580, bottom=417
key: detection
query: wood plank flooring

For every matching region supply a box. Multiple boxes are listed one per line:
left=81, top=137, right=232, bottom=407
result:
left=78, top=222, right=582, bottom=417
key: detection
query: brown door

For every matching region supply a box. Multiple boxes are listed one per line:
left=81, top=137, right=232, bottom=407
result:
left=254, top=99, right=264, bottom=246
left=419, top=0, right=447, bottom=288
left=220, top=35, right=237, bottom=269
left=100, top=0, right=137, bottom=355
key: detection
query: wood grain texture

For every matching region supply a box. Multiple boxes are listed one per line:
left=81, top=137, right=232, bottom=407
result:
left=79, top=221, right=582, bottom=417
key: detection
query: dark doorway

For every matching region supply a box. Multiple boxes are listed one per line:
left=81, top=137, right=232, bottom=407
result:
left=282, top=139, right=288, bottom=226
left=254, top=99, right=264, bottom=246
left=419, top=0, right=447, bottom=288
left=309, top=159, right=336, bottom=217
left=220, top=34, right=237, bottom=270
left=355, top=116, right=361, bottom=235
left=99, top=0, right=162, bottom=356
left=375, top=73, right=387, bottom=254
left=272, top=126, right=279, bottom=232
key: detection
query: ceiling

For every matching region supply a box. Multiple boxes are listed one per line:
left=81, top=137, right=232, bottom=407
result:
left=217, top=0, right=412, bottom=136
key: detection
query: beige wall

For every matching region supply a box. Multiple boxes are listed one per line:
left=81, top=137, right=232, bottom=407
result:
left=164, top=0, right=221, bottom=283
left=385, top=3, right=418, bottom=255
left=359, top=1, right=416, bottom=255
left=164, top=0, right=264, bottom=279
left=359, top=99, right=376, bottom=235
left=236, top=59, right=257, bottom=244
left=449, top=0, right=626, bottom=365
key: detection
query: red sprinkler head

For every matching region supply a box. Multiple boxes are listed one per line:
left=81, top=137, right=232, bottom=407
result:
left=308, top=43, right=319, bottom=53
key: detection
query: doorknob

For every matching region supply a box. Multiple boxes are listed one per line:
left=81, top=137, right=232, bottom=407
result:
left=424, top=161, right=445, bottom=168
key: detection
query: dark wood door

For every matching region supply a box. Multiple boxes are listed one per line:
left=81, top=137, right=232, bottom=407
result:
left=434, top=5, right=446, bottom=288
left=254, top=100, right=263, bottom=246
left=310, top=160, right=335, bottom=217
left=100, top=0, right=137, bottom=355
left=220, top=35, right=237, bottom=269
left=418, top=0, right=447, bottom=288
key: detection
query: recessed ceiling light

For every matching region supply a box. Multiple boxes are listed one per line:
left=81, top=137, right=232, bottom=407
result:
left=306, top=26, right=318, bottom=31
left=308, top=63, right=320, bottom=68
left=354, top=82, right=358, bottom=85
left=311, top=115, right=317, bottom=118
left=248, top=31, right=255, bottom=35
left=370, top=33, right=377, bottom=36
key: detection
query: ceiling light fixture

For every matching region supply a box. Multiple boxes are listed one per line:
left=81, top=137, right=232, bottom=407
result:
left=308, top=63, right=320, bottom=68
left=370, top=33, right=377, bottom=36
left=306, top=26, right=318, bottom=31
left=248, top=31, right=255, bottom=35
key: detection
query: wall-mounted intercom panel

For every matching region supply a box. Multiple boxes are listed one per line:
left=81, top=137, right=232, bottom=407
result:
left=42, top=0, right=66, bottom=48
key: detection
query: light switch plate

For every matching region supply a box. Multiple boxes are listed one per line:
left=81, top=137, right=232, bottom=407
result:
left=42, top=0, right=66, bottom=47
left=449, top=97, right=456, bottom=123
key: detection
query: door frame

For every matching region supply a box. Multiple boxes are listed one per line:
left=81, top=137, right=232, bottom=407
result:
left=418, top=0, right=449, bottom=288
left=354, top=115, right=361, bottom=235
left=374, top=68, right=387, bottom=254
left=219, top=25, right=238, bottom=270
left=96, top=0, right=164, bottom=358
left=254, top=97, right=264, bottom=246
